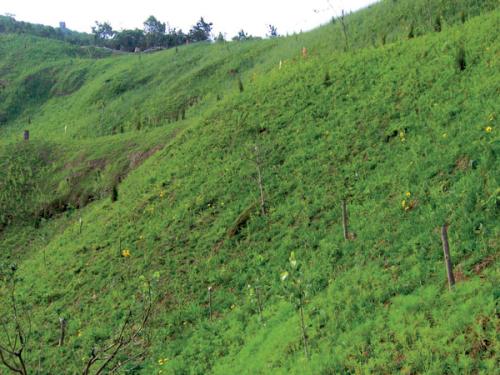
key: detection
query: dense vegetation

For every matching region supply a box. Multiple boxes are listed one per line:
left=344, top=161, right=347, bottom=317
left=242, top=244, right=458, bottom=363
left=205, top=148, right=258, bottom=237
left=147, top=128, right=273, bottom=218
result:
left=0, top=0, right=498, bottom=373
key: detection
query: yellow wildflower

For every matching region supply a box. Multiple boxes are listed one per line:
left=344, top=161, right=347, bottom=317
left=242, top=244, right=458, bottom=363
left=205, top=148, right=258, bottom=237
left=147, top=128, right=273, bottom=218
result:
left=401, top=199, right=407, bottom=209
left=158, top=358, right=168, bottom=365
left=280, top=271, right=289, bottom=281
left=159, top=191, right=165, bottom=198
left=122, top=249, right=131, bottom=257
left=485, top=126, right=493, bottom=133
left=405, top=192, right=411, bottom=197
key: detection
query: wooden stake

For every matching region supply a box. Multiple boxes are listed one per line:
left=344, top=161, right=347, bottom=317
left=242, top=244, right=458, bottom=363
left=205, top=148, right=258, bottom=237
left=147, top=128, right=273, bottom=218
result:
left=441, top=224, right=455, bottom=290
left=254, top=145, right=266, bottom=216
left=342, top=199, right=349, bottom=240
left=299, top=297, right=309, bottom=359
left=208, top=286, right=213, bottom=321
left=58, top=317, right=66, bottom=347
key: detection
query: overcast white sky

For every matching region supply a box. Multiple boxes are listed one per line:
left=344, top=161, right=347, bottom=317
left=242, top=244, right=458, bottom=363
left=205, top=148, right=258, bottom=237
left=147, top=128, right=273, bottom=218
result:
left=1, top=0, right=377, bottom=37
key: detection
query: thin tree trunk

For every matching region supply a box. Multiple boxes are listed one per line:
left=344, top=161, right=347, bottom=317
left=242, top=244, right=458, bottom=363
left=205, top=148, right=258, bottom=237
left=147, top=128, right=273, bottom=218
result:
left=252, top=144, right=266, bottom=215
left=340, top=10, right=349, bottom=51
left=441, top=224, right=455, bottom=290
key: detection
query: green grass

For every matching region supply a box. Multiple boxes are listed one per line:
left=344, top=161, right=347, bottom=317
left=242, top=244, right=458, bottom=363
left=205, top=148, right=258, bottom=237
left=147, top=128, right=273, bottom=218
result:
left=0, top=0, right=499, bottom=374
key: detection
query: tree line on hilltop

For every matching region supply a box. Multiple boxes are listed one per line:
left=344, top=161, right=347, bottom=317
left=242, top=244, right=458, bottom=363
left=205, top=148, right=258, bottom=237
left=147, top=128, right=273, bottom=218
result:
left=0, top=14, right=280, bottom=52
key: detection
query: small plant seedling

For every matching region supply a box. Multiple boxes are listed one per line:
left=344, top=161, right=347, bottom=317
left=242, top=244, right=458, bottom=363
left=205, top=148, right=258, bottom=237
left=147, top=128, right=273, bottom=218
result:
left=247, top=284, right=264, bottom=322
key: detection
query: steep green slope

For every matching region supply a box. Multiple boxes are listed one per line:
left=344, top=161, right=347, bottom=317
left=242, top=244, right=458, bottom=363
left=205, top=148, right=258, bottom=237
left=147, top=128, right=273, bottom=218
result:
left=0, top=1, right=499, bottom=374
left=1, top=0, right=497, bottom=140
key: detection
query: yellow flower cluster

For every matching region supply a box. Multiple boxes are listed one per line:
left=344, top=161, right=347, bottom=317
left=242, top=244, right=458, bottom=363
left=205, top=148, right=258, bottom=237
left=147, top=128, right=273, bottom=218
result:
left=485, top=126, right=493, bottom=133
left=122, top=249, right=131, bottom=257
left=401, top=192, right=412, bottom=211
left=159, top=190, right=165, bottom=198
left=158, top=358, right=169, bottom=366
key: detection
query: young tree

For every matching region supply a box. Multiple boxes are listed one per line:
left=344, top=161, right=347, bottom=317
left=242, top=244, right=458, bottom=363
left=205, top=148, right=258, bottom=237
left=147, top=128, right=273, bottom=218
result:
left=338, top=10, right=349, bottom=51
left=165, top=28, right=187, bottom=48
left=143, top=15, right=166, bottom=34
left=91, top=21, right=115, bottom=43
left=0, top=267, right=159, bottom=374
left=215, top=32, right=225, bottom=43
left=112, top=29, right=145, bottom=52
left=143, top=16, right=166, bottom=48
left=233, top=29, right=251, bottom=42
left=267, top=24, right=278, bottom=38
left=188, top=17, right=213, bottom=42
left=0, top=265, right=29, bottom=375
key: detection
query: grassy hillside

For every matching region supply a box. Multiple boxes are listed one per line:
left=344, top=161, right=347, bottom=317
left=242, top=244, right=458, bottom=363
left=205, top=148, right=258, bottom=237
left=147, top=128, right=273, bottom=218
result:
left=0, top=0, right=499, bottom=374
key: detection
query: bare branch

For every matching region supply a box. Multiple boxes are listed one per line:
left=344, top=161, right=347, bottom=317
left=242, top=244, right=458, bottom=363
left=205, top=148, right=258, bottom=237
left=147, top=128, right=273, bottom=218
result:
left=82, top=291, right=153, bottom=375
left=0, top=349, right=23, bottom=374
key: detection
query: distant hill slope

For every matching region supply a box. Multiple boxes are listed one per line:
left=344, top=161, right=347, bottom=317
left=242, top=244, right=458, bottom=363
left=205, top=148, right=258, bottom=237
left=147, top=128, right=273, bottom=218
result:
left=0, top=0, right=497, bottom=138
left=0, top=0, right=498, bottom=374
left=0, top=14, right=94, bottom=45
